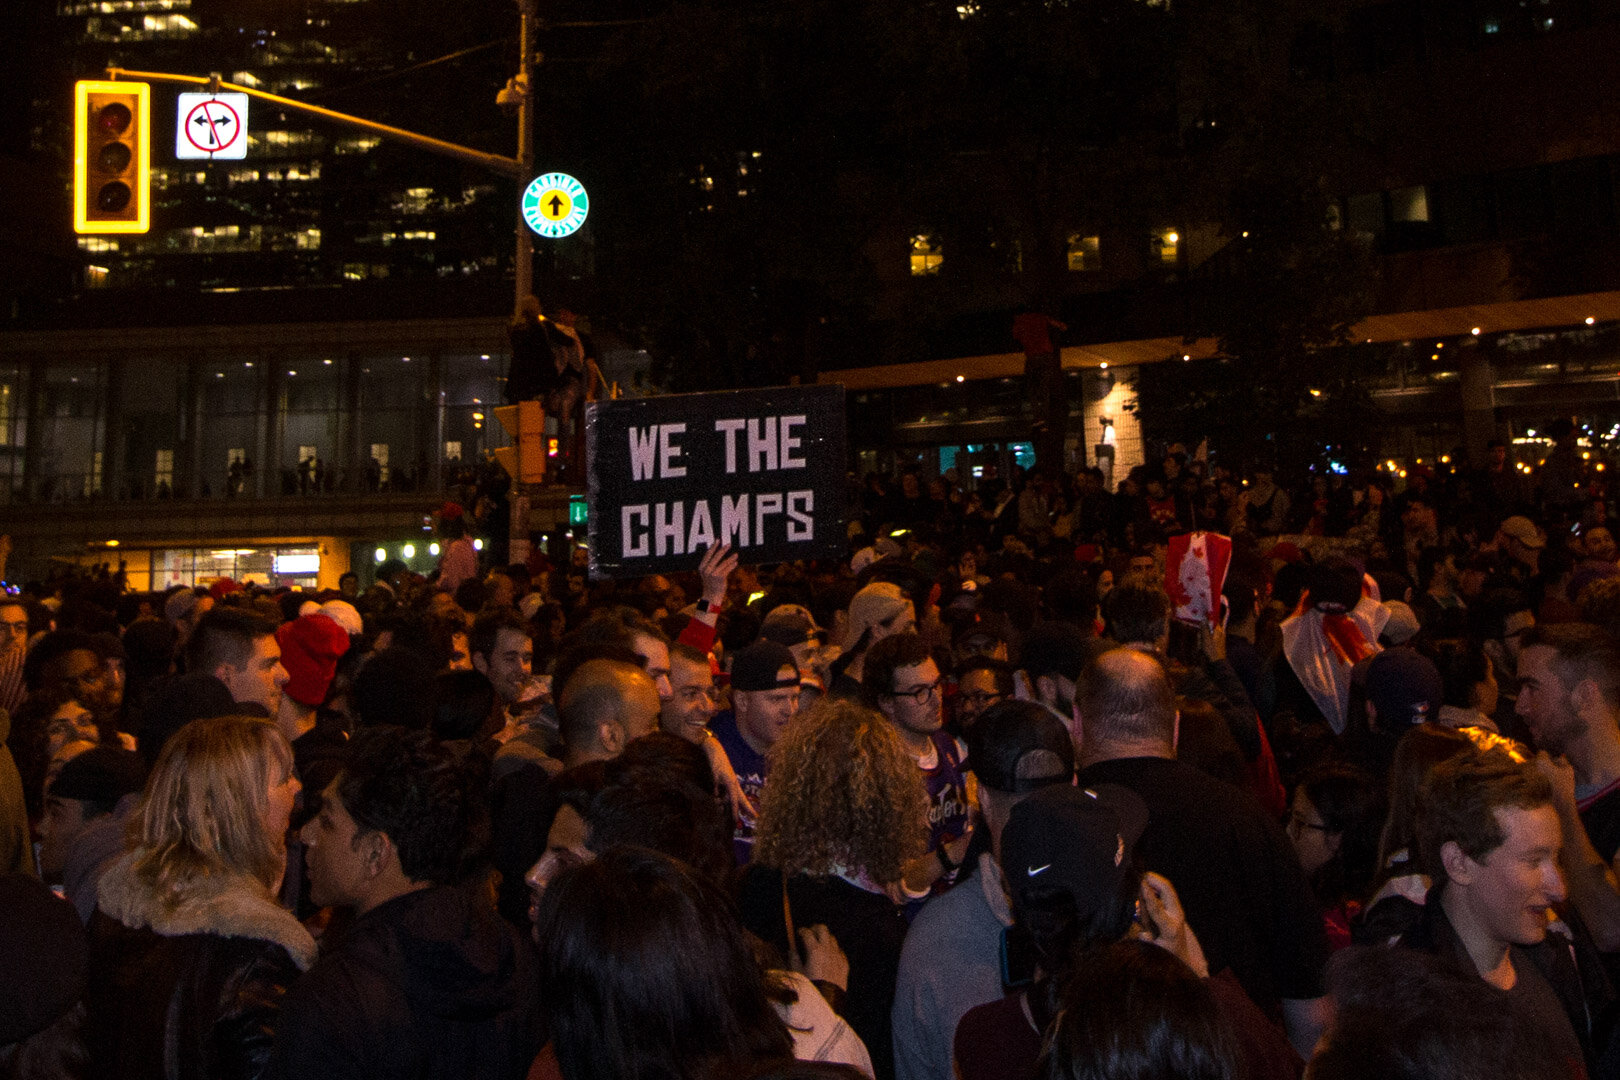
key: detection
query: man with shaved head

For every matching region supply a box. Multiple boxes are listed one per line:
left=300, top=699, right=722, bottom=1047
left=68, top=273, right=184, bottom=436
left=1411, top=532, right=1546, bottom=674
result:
left=556, top=659, right=661, bottom=770
left=1073, top=647, right=1330, bottom=1059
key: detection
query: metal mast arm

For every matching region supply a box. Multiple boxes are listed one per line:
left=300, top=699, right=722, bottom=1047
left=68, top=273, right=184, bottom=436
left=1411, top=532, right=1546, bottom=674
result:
left=105, top=67, right=523, bottom=177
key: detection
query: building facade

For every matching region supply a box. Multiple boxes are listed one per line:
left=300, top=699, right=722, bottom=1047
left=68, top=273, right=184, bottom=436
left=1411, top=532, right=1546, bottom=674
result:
left=0, top=316, right=526, bottom=586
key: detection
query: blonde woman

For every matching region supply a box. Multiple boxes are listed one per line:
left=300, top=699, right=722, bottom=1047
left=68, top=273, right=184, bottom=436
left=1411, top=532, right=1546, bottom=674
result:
left=737, top=698, right=929, bottom=1080
left=86, top=715, right=313, bottom=1080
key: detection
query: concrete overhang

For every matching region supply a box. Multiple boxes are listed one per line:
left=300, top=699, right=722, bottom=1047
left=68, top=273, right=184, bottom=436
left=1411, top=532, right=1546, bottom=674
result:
left=819, top=289, right=1620, bottom=390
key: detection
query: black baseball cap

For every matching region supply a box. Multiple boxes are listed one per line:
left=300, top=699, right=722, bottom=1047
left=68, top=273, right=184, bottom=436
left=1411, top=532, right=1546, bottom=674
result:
left=729, top=640, right=800, bottom=693
left=999, top=783, right=1149, bottom=923
left=49, top=746, right=147, bottom=805
left=759, top=605, right=822, bottom=648
left=1365, top=647, right=1444, bottom=731
left=965, top=700, right=1074, bottom=794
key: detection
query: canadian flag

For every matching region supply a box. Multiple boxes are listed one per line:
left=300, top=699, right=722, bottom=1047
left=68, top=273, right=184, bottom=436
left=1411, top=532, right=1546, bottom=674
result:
left=1166, top=531, right=1233, bottom=629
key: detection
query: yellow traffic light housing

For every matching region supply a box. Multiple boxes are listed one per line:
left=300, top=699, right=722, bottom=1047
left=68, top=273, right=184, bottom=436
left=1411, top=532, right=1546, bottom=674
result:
left=492, top=400, right=546, bottom=483
left=74, top=80, right=150, bottom=234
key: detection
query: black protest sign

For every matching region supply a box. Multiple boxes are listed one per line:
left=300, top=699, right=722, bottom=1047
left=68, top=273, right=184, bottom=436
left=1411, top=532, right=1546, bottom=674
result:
left=585, top=384, right=847, bottom=578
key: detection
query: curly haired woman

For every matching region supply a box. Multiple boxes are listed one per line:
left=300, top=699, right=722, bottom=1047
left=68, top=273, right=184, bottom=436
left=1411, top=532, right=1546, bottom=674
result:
left=736, top=698, right=929, bottom=1080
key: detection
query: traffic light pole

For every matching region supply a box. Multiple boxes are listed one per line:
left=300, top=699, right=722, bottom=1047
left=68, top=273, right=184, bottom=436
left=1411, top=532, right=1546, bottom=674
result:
left=104, top=68, right=524, bottom=178
left=104, top=63, right=538, bottom=316
left=514, top=0, right=537, bottom=317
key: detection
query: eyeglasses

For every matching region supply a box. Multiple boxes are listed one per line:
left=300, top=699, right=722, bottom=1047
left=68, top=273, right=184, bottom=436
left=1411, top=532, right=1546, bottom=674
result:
left=888, top=679, right=942, bottom=704
left=1287, top=813, right=1330, bottom=835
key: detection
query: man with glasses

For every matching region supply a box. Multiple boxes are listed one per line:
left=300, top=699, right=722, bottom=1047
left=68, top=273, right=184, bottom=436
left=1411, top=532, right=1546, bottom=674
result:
left=0, top=598, right=29, bottom=714
left=30, top=629, right=123, bottom=736
left=952, top=658, right=1012, bottom=732
left=864, top=632, right=975, bottom=896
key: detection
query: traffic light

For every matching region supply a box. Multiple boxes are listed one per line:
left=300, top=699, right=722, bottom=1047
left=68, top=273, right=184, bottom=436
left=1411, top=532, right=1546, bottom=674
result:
left=74, top=80, right=150, bottom=234
left=492, top=400, right=546, bottom=483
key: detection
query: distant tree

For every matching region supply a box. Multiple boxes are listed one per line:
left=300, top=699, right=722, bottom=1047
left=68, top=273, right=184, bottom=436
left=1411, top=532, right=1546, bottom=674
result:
left=548, top=0, right=1381, bottom=453
left=1134, top=74, right=1382, bottom=471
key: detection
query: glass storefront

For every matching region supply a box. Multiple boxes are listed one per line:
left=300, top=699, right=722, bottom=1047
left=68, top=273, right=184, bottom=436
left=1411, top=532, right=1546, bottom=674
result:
left=0, top=324, right=510, bottom=505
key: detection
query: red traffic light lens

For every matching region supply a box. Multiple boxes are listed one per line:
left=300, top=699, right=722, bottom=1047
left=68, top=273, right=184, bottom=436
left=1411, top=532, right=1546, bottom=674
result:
left=96, top=102, right=132, bottom=135
left=96, top=181, right=131, bottom=213
left=97, top=142, right=131, bottom=174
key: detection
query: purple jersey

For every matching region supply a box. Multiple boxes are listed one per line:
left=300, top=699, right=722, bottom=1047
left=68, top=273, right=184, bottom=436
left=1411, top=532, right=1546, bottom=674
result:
left=922, top=731, right=971, bottom=891
left=712, top=710, right=767, bottom=865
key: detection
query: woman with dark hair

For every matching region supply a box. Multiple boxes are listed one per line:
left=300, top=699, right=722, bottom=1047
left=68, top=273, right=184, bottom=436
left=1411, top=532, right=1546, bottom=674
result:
left=1039, top=940, right=1237, bottom=1080
left=522, top=748, right=871, bottom=1077
left=533, top=847, right=797, bottom=1080
left=8, top=689, right=107, bottom=825
left=1355, top=724, right=1478, bottom=945
left=1431, top=639, right=1500, bottom=734
left=1285, top=763, right=1385, bottom=950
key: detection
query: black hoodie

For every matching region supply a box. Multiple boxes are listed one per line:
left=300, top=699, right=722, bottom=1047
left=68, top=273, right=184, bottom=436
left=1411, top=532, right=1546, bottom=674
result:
left=269, top=881, right=539, bottom=1080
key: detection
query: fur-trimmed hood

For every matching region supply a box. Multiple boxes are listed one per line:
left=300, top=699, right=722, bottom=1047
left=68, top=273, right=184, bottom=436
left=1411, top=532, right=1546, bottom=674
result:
left=97, top=850, right=317, bottom=970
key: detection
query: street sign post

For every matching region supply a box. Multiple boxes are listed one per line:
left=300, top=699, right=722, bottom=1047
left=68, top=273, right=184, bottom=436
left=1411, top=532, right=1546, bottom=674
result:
left=176, top=93, right=248, bottom=159
left=521, top=172, right=588, bottom=238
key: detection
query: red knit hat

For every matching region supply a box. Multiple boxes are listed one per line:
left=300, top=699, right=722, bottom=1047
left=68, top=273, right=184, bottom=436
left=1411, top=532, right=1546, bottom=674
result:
left=274, top=614, right=351, bottom=708
left=208, top=577, right=242, bottom=601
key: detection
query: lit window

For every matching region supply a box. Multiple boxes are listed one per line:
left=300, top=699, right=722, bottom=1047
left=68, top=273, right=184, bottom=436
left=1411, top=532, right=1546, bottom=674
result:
left=1390, top=186, right=1429, bottom=223
left=1067, top=234, right=1100, bottom=271
left=370, top=443, right=390, bottom=483
left=141, top=12, right=194, bottom=33
left=1154, top=229, right=1179, bottom=265
left=255, top=131, right=321, bottom=154
left=910, top=234, right=943, bottom=276
left=154, top=449, right=174, bottom=492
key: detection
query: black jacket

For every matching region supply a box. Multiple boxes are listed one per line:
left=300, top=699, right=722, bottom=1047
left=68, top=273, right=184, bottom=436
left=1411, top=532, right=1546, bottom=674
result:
left=736, top=866, right=909, bottom=1080
left=268, top=882, right=539, bottom=1080
left=86, top=853, right=317, bottom=1080
left=1396, top=886, right=1616, bottom=1076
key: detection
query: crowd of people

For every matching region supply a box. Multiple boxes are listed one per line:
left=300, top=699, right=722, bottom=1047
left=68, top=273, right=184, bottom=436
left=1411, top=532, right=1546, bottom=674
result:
left=2, top=422, right=1620, bottom=1080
